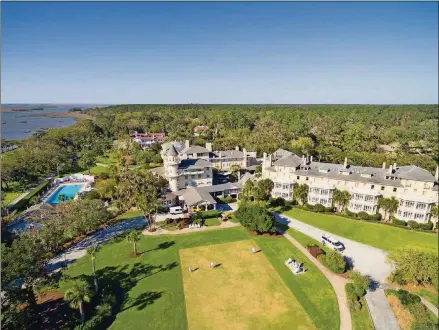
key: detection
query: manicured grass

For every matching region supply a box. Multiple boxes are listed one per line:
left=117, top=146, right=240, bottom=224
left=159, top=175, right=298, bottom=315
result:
left=83, top=165, right=110, bottom=175
left=254, top=235, right=340, bottom=330
left=227, top=214, right=240, bottom=224
left=418, top=289, right=439, bottom=308
left=282, top=209, right=438, bottom=252
left=2, top=191, right=22, bottom=206
left=204, top=218, right=221, bottom=227
left=96, top=152, right=118, bottom=165
left=351, top=296, right=374, bottom=330
left=116, top=210, right=143, bottom=220
left=160, top=223, right=178, bottom=231
left=180, top=240, right=315, bottom=329
left=59, top=227, right=339, bottom=330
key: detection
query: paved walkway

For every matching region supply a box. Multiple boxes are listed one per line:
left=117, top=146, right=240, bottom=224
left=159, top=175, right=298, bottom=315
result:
left=275, top=212, right=400, bottom=330
left=46, top=216, right=146, bottom=273
left=277, top=227, right=352, bottom=330
left=144, top=220, right=240, bottom=235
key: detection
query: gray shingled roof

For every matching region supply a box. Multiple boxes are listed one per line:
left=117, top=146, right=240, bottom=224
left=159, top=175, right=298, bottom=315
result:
left=198, top=182, right=241, bottom=193
left=162, top=141, right=184, bottom=154
left=273, top=154, right=303, bottom=167
left=269, top=154, right=437, bottom=185
left=167, top=144, right=178, bottom=156
left=181, top=145, right=210, bottom=154
left=180, top=188, right=216, bottom=207
left=212, top=150, right=244, bottom=158
left=178, top=158, right=213, bottom=170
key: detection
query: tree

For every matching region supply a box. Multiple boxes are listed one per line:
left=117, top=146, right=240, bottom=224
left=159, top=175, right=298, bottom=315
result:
left=430, top=205, right=438, bottom=222
left=235, top=203, right=276, bottom=234
left=253, top=179, right=274, bottom=201
left=379, top=197, right=399, bottom=221
left=291, top=137, right=315, bottom=155
left=348, top=270, right=370, bottom=297
left=58, top=194, right=68, bottom=203
left=241, top=180, right=255, bottom=201
left=64, top=280, right=93, bottom=325
left=293, top=184, right=309, bottom=205
left=126, top=230, right=141, bottom=256
left=332, top=189, right=350, bottom=213
left=86, top=245, right=100, bottom=293
left=78, top=148, right=97, bottom=175
left=387, top=248, right=438, bottom=288
left=229, top=164, right=241, bottom=182
left=136, top=189, right=160, bottom=231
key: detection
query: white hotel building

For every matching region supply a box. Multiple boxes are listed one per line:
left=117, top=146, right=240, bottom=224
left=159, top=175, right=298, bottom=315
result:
left=262, top=149, right=438, bottom=223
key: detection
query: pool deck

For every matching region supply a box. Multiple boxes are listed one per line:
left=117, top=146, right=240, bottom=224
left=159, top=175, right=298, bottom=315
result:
left=43, top=182, right=88, bottom=204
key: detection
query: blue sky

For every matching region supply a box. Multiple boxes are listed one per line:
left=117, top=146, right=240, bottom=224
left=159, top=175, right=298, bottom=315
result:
left=1, top=2, right=438, bottom=104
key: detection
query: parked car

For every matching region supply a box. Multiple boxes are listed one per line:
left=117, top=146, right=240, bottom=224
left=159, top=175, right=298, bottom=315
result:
left=169, top=206, right=183, bottom=215
left=321, top=234, right=345, bottom=252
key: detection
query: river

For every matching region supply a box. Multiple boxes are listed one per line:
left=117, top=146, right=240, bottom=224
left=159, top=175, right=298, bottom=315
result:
left=1, top=104, right=102, bottom=141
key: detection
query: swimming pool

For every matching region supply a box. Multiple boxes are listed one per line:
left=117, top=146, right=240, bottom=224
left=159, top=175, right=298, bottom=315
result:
left=46, top=184, right=84, bottom=204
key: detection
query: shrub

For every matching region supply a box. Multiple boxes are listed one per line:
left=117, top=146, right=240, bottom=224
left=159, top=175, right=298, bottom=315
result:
left=396, top=289, right=421, bottom=306
left=319, top=250, right=346, bottom=273
left=368, top=213, right=382, bottom=221
left=419, top=222, right=433, bottom=231
left=392, top=217, right=407, bottom=227
left=13, top=181, right=50, bottom=211
left=324, top=206, right=335, bottom=213
left=391, top=270, right=407, bottom=286
left=313, top=204, right=325, bottom=212
left=200, top=210, right=220, bottom=219
left=99, top=172, right=109, bottom=180
left=349, top=270, right=370, bottom=297
left=346, top=284, right=362, bottom=312
left=357, top=212, right=369, bottom=220
left=84, top=190, right=101, bottom=200
left=219, top=195, right=233, bottom=204
left=345, top=209, right=357, bottom=218
left=407, top=220, right=420, bottom=229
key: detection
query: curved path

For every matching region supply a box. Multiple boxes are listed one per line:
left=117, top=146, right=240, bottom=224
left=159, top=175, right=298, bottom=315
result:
left=275, top=212, right=400, bottom=330
left=276, top=226, right=352, bottom=330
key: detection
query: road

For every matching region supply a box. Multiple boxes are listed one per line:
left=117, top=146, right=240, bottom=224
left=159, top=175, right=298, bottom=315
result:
left=46, top=216, right=146, bottom=273
left=275, top=212, right=400, bottom=330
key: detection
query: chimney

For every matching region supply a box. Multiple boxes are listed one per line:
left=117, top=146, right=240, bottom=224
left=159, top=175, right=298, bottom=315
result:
left=382, top=162, right=386, bottom=169
left=393, top=162, right=397, bottom=169
left=235, top=146, right=239, bottom=151
left=310, top=156, right=313, bottom=163
left=243, top=148, right=247, bottom=156
left=185, top=140, right=190, bottom=149
left=389, top=165, right=393, bottom=173
left=302, top=155, right=306, bottom=164
left=435, top=165, right=439, bottom=180
left=344, top=157, right=347, bottom=168
left=205, top=142, right=212, bottom=152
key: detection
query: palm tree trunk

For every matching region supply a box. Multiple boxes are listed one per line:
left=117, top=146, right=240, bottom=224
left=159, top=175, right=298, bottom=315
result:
left=79, top=301, right=85, bottom=324
left=133, top=242, right=137, bottom=256
left=92, top=261, right=98, bottom=293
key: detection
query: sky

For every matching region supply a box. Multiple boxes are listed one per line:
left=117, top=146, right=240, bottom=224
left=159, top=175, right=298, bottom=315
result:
left=1, top=2, right=438, bottom=104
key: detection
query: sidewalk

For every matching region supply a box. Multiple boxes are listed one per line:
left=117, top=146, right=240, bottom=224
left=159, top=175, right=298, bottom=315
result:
left=278, top=227, right=352, bottom=330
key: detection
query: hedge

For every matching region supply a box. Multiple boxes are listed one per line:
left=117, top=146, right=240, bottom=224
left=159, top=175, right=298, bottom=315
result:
left=345, top=283, right=362, bottom=312
left=392, top=217, right=407, bottom=227
left=200, top=210, right=220, bottom=219
left=219, top=195, right=233, bottom=204
left=407, top=220, right=420, bottom=229
left=12, top=180, right=51, bottom=211
left=357, top=211, right=369, bottom=220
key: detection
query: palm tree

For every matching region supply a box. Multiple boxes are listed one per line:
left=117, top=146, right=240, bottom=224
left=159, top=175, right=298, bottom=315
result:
left=332, top=189, right=350, bottom=213
left=379, top=197, right=399, bottom=221
left=58, top=194, right=67, bottom=203
left=86, top=245, right=100, bottom=293
left=431, top=205, right=438, bottom=222
left=64, top=280, right=93, bottom=325
left=126, top=230, right=141, bottom=256
left=293, top=184, right=309, bottom=206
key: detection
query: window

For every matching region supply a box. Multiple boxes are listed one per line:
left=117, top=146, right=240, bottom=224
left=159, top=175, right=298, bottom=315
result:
left=393, top=188, right=397, bottom=192
left=198, top=174, right=201, bottom=179
left=371, top=185, right=375, bottom=189
left=381, top=186, right=385, bottom=191
left=297, top=176, right=300, bottom=180
left=306, top=177, right=309, bottom=181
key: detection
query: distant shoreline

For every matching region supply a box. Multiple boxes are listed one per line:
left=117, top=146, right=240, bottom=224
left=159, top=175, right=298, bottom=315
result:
left=17, top=112, right=95, bottom=120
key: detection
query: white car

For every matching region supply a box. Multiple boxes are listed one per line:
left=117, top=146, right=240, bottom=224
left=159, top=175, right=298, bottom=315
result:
left=169, top=206, right=183, bottom=215
left=321, top=234, right=345, bottom=252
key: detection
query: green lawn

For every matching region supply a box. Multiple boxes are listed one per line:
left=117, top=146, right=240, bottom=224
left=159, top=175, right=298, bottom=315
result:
left=204, top=218, right=221, bottom=227
left=96, top=152, right=118, bottom=165
left=59, top=227, right=339, bottom=330
left=418, top=289, right=439, bottom=308
left=282, top=209, right=438, bottom=253
left=351, top=296, right=374, bottom=330
left=116, top=210, right=143, bottom=220
left=83, top=165, right=110, bottom=175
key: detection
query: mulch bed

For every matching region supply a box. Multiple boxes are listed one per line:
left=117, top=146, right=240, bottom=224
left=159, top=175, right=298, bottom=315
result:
left=246, top=229, right=283, bottom=237
left=36, top=290, right=64, bottom=305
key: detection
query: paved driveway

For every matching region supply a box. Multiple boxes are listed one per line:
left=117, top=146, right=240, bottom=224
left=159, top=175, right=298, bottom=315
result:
left=275, top=212, right=400, bottom=330
left=46, top=216, right=146, bottom=273
left=275, top=213, right=393, bottom=283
